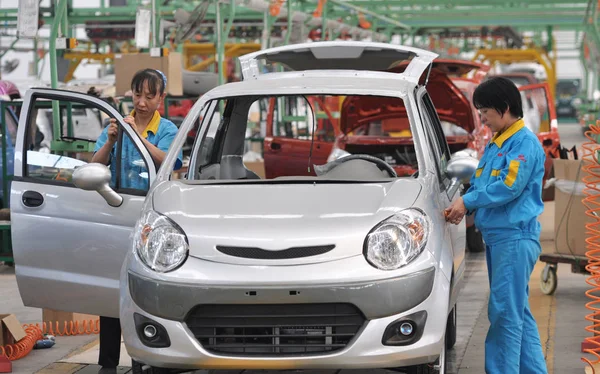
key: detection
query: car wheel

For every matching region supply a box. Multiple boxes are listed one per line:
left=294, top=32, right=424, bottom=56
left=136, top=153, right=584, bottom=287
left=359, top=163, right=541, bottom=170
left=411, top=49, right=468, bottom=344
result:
left=131, top=359, right=172, bottom=374
left=466, top=225, right=485, bottom=253
left=397, top=335, right=447, bottom=374
left=445, top=306, right=457, bottom=350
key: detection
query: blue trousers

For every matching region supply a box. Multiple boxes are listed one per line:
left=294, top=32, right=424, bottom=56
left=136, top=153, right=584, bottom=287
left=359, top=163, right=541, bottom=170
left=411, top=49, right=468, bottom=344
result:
left=485, top=238, right=548, bottom=374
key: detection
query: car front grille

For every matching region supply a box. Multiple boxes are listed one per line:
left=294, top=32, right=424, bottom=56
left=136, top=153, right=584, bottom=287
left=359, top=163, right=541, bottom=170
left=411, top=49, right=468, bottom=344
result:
left=185, top=303, right=365, bottom=356
left=216, top=245, right=335, bottom=259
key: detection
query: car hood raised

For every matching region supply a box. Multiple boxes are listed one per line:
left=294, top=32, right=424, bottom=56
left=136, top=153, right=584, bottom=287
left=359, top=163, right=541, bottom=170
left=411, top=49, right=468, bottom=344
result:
left=152, top=179, right=422, bottom=266
left=340, top=68, right=475, bottom=135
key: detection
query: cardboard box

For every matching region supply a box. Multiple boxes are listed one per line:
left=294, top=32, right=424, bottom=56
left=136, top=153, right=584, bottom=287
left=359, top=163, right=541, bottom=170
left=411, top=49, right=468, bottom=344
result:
left=245, top=160, right=265, bottom=179
left=0, top=314, right=26, bottom=346
left=114, top=52, right=183, bottom=96
left=553, top=159, right=593, bottom=256
left=42, top=309, right=99, bottom=329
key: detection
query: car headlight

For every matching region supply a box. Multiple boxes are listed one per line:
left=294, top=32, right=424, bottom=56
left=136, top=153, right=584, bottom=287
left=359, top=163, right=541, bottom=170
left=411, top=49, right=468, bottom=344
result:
left=573, top=98, right=583, bottom=106
left=133, top=210, right=189, bottom=273
left=326, top=147, right=351, bottom=163
left=364, top=208, right=431, bottom=271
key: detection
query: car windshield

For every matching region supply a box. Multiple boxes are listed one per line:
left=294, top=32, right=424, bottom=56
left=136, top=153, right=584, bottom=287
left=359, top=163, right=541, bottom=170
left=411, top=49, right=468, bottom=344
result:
left=186, top=94, right=422, bottom=183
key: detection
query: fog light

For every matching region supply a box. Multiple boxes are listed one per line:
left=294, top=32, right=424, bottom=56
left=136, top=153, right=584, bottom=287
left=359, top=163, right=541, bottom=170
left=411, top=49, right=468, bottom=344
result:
left=382, top=311, right=427, bottom=346
left=143, top=324, right=157, bottom=338
left=399, top=322, right=414, bottom=336
left=134, top=313, right=171, bottom=348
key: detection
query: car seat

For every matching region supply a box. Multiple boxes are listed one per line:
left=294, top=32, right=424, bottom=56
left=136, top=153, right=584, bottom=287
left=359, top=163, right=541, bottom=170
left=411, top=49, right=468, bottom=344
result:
left=219, top=155, right=261, bottom=180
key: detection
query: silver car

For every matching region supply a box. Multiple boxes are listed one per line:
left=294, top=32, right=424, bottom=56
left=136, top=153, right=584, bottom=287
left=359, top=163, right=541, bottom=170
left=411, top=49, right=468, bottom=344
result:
left=12, top=42, right=476, bottom=373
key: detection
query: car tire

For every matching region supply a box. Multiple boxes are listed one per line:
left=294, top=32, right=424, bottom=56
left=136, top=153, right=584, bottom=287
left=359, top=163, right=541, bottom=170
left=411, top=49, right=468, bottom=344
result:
left=466, top=225, right=485, bottom=253
left=131, top=359, right=172, bottom=374
left=445, top=306, right=457, bottom=350
left=400, top=344, right=447, bottom=373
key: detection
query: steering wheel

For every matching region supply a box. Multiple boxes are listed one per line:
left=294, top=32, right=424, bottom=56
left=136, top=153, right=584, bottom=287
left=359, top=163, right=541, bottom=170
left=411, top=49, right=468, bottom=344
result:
left=331, top=154, right=397, bottom=178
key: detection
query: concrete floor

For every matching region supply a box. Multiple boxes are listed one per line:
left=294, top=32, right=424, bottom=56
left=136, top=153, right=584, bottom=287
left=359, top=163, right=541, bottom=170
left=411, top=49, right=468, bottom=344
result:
left=1, top=119, right=594, bottom=374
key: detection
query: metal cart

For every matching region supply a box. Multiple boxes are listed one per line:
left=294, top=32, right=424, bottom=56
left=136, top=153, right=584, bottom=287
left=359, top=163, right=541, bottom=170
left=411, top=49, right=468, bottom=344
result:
left=539, top=253, right=590, bottom=295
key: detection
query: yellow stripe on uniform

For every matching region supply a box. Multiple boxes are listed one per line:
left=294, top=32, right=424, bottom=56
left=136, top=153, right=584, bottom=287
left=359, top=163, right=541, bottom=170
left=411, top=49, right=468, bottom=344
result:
left=505, top=160, right=520, bottom=187
left=491, top=169, right=500, bottom=177
left=475, top=168, right=483, bottom=178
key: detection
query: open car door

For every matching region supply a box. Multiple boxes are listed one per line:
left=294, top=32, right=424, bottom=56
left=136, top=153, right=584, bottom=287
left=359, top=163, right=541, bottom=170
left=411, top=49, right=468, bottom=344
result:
left=11, top=89, right=156, bottom=318
left=518, top=83, right=559, bottom=199
left=518, top=82, right=559, bottom=144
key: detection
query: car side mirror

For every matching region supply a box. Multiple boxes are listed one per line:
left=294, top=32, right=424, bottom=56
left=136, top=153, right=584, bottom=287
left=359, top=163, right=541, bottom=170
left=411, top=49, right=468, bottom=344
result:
left=446, top=156, right=479, bottom=184
left=72, top=163, right=123, bottom=207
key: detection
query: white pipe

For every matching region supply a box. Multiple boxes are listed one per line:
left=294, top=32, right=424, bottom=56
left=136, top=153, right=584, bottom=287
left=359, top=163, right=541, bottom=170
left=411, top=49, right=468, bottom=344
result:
left=236, top=0, right=389, bottom=42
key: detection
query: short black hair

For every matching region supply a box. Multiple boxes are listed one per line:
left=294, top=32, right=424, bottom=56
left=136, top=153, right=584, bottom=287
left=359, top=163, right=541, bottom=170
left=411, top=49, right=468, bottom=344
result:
left=473, top=76, right=523, bottom=118
left=131, top=68, right=166, bottom=96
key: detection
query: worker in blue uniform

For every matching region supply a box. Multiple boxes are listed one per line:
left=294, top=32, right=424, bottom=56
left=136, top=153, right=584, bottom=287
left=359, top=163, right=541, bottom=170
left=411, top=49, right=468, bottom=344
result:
left=445, top=76, right=548, bottom=374
left=92, top=69, right=182, bottom=373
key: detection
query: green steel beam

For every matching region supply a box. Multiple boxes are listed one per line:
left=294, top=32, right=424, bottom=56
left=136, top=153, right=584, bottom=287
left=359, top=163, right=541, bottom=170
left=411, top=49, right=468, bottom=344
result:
left=50, top=0, right=67, bottom=151
left=341, top=0, right=588, bottom=5
left=326, top=0, right=411, bottom=30
left=0, top=39, right=18, bottom=59
left=400, top=17, right=586, bottom=28
left=357, top=5, right=590, bottom=12
left=384, top=9, right=587, bottom=18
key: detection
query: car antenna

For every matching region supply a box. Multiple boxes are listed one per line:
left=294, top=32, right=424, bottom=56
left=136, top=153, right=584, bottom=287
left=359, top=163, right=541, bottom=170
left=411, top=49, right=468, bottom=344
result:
left=306, top=96, right=317, bottom=174
left=424, top=63, right=433, bottom=86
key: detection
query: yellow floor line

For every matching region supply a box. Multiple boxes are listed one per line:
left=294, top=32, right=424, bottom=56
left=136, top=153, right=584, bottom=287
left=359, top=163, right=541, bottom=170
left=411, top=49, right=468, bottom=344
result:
left=35, top=362, right=85, bottom=374
left=529, top=261, right=556, bottom=374
left=61, top=336, right=99, bottom=360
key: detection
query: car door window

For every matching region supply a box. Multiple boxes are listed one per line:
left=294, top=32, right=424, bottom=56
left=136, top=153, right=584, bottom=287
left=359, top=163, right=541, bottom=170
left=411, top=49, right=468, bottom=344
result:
left=419, top=92, right=452, bottom=189
left=23, top=97, right=151, bottom=195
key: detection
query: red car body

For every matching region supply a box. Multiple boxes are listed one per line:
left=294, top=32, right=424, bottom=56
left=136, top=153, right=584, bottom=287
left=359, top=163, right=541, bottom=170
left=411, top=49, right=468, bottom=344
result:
left=263, top=60, right=492, bottom=178
left=263, top=60, right=559, bottom=198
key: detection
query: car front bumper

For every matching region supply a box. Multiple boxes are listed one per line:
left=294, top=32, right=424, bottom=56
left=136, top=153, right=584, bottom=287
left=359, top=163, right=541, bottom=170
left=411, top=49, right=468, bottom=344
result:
left=120, top=256, right=450, bottom=370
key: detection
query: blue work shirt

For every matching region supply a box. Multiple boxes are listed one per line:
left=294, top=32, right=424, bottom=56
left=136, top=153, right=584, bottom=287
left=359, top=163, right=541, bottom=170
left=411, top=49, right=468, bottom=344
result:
left=94, top=110, right=183, bottom=191
left=462, top=119, right=545, bottom=244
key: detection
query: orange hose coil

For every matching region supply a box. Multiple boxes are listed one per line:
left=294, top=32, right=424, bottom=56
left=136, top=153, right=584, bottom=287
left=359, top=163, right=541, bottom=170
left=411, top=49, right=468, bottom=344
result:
left=0, top=324, right=42, bottom=361
left=581, top=120, right=600, bottom=372
left=0, top=319, right=100, bottom=361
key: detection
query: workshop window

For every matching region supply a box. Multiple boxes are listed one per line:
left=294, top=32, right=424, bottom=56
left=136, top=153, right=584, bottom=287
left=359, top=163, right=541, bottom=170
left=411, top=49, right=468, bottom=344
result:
left=23, top=97, right=150, bottom=195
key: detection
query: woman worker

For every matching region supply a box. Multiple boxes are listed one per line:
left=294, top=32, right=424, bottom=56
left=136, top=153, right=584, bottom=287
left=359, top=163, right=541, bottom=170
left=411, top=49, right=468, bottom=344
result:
left=92, top=68, right=182, bottom=373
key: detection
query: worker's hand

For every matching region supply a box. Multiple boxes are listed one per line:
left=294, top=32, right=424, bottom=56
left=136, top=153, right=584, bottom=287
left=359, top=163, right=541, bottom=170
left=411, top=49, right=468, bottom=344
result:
left=123, top=115, right=140, bottom=137
left=444, top=197, right=467, bottom=225
left=107, top=118, right=118, bottom=145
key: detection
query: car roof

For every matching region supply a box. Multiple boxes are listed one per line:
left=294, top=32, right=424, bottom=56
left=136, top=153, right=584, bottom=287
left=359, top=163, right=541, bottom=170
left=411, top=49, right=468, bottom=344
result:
left=202, top=70, right=423, bottom=100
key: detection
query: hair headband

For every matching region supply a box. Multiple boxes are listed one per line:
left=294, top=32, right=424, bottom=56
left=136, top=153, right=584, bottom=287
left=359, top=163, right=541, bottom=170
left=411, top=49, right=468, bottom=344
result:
left=155, top=69, right=167, bottom=88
